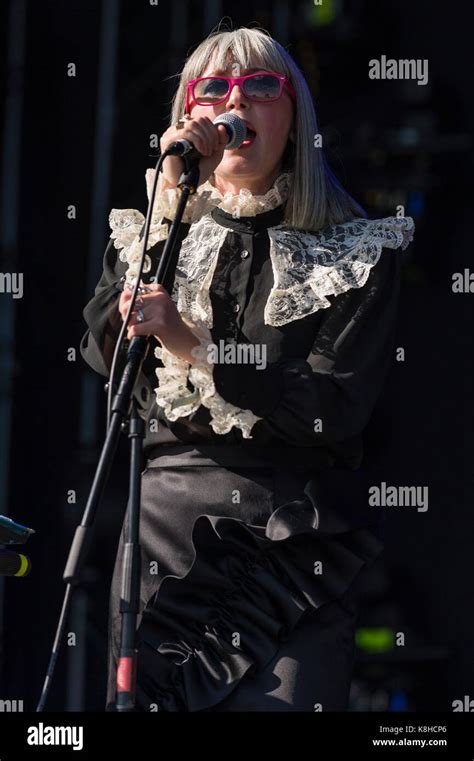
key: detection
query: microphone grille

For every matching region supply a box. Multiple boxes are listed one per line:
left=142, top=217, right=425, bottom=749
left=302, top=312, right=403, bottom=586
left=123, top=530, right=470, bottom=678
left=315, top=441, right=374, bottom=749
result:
left=213, top=113, right=247, bottom=150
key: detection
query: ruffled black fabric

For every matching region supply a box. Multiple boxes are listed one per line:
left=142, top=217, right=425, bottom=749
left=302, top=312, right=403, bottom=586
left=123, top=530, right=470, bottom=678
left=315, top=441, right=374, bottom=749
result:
left=134, top=487, right=381, bottom=712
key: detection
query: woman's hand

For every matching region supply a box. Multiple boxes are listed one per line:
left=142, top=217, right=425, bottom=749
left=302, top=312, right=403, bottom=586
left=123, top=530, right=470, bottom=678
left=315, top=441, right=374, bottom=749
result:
left=159, top=115, right=228, bottom=190
left=118, top=282, right=199, bottom=364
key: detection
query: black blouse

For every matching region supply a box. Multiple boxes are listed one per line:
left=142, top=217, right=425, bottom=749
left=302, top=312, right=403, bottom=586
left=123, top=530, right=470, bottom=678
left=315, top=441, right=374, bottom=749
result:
left=80, top=202, right=402, bottom=472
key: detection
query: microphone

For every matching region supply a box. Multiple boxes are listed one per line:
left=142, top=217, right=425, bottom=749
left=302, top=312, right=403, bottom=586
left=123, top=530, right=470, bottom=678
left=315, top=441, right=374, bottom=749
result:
left=166, top=113, right=247, bottom=157
left=0, top=548, right=32, bottom=577
left=0, top=514, right=35, bottom=545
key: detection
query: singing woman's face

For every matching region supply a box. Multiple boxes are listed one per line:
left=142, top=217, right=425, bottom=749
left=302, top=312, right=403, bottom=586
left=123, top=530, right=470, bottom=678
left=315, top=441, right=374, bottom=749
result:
left=188, top=59, right=294, bottom=187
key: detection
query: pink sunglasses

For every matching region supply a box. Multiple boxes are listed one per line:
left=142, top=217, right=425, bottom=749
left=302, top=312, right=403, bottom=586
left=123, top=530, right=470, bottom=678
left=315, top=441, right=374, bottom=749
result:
left=185, top=72, right=297, bottom=114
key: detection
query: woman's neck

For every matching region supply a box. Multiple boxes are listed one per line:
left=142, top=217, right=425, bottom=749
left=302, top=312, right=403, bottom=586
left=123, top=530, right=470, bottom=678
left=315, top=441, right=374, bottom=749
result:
left=212, top=165, right=283, bottom=197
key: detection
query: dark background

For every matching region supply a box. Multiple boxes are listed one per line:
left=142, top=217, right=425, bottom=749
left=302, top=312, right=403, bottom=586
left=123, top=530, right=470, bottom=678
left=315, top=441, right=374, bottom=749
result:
left=0, top=0, right=472, bottom=712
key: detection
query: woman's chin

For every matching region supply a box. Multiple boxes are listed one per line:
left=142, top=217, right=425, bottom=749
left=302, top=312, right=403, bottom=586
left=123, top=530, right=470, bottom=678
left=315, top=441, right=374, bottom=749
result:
left=218, top=152, right=258, bottom=172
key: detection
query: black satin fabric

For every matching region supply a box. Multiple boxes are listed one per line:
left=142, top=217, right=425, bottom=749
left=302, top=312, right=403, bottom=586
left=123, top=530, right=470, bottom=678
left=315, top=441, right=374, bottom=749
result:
left=203, top=593, right=358, bottom=712
left=105, top=448, right=382, bottom=712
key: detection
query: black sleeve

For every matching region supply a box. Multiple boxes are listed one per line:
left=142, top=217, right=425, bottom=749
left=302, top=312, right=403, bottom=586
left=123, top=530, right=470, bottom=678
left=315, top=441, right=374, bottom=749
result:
left=80, top=237, right=160, bottom=420
left=212, top=248, right=402, bottom=448
left=79, top=238, right=128, bottom=378
left=79, top=220, right=191, bottom=421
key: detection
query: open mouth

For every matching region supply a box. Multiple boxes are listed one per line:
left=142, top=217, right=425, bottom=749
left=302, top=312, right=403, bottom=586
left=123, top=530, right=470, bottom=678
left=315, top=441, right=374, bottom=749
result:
left=240, top=127, right=257, bottom=147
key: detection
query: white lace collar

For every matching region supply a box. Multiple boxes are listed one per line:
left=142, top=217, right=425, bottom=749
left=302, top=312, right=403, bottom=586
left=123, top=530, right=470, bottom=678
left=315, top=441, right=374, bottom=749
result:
left=108, top=169, right=290, bottom=281
left=107, top=173, right=414, bottom=440
left=172, top=214, right=415, bottom=329
left=108, top=169, right=415, bottom=327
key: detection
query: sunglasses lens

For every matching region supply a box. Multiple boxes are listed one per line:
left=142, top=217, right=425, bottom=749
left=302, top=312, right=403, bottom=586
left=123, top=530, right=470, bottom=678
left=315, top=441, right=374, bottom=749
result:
left=193, top=77, right=229, bottom=103
left=244, top=74, right=281, bottom=100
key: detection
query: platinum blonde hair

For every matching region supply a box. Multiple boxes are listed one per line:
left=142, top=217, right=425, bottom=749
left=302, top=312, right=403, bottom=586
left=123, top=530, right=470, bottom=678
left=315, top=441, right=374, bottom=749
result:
left=168, top=26, right=366, bottom=231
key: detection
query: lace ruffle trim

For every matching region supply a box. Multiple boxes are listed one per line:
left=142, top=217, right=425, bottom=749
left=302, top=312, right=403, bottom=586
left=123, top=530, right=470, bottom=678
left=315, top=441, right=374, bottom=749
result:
left=147, top=167, right=292, bottom=222
left=108, top=169, right=289, bottom=438
left=154, top=317, right=262, bottom=440
left=264, top=214, right=415, bottom=326
left=108, top=169, right=291, bottom=283
left=107, top=168, right=414, bottom=436
left=173, top=213, right=415, bottom=329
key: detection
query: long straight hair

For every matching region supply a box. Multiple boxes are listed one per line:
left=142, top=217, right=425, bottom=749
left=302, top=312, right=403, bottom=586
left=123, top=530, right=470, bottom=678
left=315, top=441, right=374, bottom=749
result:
left=168, top=26, right=366, bottom=231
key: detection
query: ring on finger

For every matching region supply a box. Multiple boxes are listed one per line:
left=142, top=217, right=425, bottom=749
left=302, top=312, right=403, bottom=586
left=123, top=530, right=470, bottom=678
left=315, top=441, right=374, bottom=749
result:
left=136, top=308, right=145, bottom=323
left=175, top=114, right=192, bottom=129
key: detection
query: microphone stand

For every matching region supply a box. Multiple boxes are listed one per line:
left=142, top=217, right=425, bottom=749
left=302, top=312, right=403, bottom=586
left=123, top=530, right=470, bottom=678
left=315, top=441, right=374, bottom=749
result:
left=36, top=151, right=201, bottom=712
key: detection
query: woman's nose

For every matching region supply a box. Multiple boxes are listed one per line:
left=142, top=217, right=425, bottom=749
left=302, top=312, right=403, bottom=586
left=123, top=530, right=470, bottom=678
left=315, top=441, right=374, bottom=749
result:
left=226, top=84, right=249, bottom=109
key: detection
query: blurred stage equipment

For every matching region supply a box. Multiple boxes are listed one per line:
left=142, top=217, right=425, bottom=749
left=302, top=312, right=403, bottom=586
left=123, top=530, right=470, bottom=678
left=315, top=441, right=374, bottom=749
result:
left=0, top=515, right=35, bottom=577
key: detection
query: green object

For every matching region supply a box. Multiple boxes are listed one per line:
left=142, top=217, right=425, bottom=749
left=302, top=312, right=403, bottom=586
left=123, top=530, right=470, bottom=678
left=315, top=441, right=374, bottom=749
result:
left=310, top=0, right=339, bottom=27
left=356, top=627, right=395, bottom=653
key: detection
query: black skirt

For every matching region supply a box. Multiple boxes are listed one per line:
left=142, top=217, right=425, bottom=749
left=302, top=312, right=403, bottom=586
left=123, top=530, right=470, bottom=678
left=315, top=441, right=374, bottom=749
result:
left=105, top=446, right=382, bottom=712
